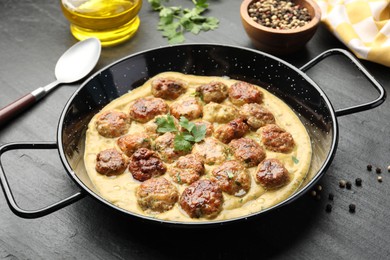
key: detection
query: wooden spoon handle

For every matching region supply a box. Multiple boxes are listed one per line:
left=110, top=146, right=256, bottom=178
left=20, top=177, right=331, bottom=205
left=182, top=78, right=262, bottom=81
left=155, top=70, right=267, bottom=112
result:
left=0, top=93, right=37, bottom=126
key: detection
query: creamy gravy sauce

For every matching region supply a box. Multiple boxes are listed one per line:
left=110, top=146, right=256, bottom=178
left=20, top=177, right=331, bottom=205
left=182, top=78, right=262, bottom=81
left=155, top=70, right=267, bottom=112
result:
left=84, top=72, right=312, bottom=222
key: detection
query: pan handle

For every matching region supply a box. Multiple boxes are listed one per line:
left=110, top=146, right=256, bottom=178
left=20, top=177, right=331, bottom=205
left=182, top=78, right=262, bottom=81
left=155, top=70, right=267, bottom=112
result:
left=300, top=48, right=386, bottom=117
left=0, top=142, right=85, bottom=218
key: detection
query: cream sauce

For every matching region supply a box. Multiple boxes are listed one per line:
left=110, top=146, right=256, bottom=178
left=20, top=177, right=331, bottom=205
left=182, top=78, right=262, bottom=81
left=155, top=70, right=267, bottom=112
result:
left=84, top=72, right=312, bottom=222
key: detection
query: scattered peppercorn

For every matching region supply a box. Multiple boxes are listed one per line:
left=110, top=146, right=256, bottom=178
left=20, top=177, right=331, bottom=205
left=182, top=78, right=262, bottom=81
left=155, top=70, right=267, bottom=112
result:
left=346, top=181, right=352, bottom=190
left=349, top=203, right=356, bottom=213
left=355, top=178, right=362, bottom=186
left=316, top=194, right=321, bottom=201
left=310, top=190, right=317, bottom=197
left=378, top=176, right=383, bottom=182
left=317, top=185, right=322, bottom=191
left=367, top=164, right=372, bottom=171
left=328, top=193, right=334, bottom=201
left=387, top=165, right=390, bottom=172
left=247, top=0, right=312, bottom=30
left=376, top=167, right=382, bottom=174
left=325, top=204, right=332, bottom=213
left=339, top=180, right=346, bottom=188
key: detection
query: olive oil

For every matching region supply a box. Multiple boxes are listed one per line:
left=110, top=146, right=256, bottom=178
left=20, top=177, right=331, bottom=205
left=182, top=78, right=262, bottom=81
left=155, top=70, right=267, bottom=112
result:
left=61, top=0, right=142, bottom=47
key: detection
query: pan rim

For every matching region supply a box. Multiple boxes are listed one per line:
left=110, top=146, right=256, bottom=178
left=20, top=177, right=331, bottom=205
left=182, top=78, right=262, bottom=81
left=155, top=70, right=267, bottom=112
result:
left=57, top=43, right=338, bottom=226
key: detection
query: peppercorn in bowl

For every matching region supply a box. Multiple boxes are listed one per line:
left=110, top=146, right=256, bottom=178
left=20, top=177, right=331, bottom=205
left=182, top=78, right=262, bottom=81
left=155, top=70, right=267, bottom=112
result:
left=240, top=0, right=321, bottom=55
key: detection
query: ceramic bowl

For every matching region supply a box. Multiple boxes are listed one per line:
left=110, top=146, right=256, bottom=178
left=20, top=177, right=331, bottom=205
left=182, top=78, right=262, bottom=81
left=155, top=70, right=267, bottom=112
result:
left=240, top=0, right=321, bottom=55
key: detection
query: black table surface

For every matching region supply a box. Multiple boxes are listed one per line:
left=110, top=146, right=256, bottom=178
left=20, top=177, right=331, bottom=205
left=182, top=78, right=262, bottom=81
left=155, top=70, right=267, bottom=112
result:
left=1, top=1, right=390, bottom=259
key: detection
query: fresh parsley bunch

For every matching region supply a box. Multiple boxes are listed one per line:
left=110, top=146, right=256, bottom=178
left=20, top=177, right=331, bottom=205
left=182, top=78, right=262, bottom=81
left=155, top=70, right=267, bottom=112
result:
left=155, top=115, right=207, bottom=151
left=148, top=0, right=220, bottom=44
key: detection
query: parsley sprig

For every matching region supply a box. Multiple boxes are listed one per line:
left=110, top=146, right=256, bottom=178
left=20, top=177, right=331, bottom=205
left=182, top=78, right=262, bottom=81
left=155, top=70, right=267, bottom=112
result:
left=155, top=115, right=207, bottom=151
left=148, top=0, right=219, bottom=44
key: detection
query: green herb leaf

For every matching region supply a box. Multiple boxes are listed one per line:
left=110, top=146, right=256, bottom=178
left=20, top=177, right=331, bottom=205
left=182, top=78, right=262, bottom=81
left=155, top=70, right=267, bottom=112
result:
left=174, top=133, right=193, bottom=151
left=179, top=116, right=194, bottom=132
left=292, top=156, right=299, bottom=164
left=155, top=115, right=178, bottom=133
left=149, top=0, right=219, bottom=43
left=192, top=124, right=207, bottom=142
left=226, top=170, right=234, bottom=179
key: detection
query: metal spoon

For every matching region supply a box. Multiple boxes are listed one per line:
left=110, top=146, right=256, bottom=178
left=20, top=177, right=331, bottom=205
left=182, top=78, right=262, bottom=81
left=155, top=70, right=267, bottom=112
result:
left=0, top=37, right=101, bottom=126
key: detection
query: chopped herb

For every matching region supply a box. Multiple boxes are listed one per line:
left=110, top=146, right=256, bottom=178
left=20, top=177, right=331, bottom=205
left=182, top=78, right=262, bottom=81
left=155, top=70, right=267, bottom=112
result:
left=176, top=173, right=182, bottom=184
left=174, top=133, right=193, bottom=152
left=292, top=156, right=299, bottom=164
left=155, top=115, right=178, bottom=133
left=148, top=0, right=219, bottom=44
left=226, top=170, right=234, bottom=179
left=156, top=115, right=206, bottom=151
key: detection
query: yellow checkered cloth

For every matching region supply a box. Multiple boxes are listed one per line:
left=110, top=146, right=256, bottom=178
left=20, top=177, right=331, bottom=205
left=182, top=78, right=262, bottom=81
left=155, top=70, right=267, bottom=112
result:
left=316, top=0, right=390, bottom=67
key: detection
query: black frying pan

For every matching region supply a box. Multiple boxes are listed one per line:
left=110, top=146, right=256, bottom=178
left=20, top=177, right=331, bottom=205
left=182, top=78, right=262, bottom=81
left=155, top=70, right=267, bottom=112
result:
left=0, top=45, right=385, bottom=226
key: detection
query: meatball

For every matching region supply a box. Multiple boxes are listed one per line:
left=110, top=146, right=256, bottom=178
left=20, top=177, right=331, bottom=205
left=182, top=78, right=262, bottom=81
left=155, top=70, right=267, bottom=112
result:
left=95, top=148, right=128, bottom=176
left=169, top=154, right=205, bottom=185
left=192, top=137, right=228, bottom=165
left=154, top=132, right=190, bottom=163
left=195, top=81, right=228, bottom=103
left=193, top=120, right=214, bottom=137
left=240, top=103, right=275, bottom=129
left=214, top=118, right=249, bottom=144
left=203, top=102, right=239, bottom=123
left=229, top=138, right=266, bottom=168
left=170, top=98, right=202, bottom=120
left=151, top=77, right=186, bottom=100
left=255, top=159, right=290, bottom=189
left=129, top=97, right=169, bottom=123
left=95, top=110, right=130, bottom=138
left=117, top=133, right=152, bottom=157
left=128, top=148, right=167, bottom=182
left=259, top=124, right=295, bottom=153
left=228, top=81, right=263, bottom=105
left=180, top=179, right=223, bottom=218
left=144, top=115, right=180, bottom=139
left=211, top=160, right=251, bottom=197
left=136, top=177, right=179, bottom=214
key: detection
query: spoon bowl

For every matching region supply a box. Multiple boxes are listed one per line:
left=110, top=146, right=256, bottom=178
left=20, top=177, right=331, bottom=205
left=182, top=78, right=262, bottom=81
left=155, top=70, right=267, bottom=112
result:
left=0, top=37, right=101, bottom=126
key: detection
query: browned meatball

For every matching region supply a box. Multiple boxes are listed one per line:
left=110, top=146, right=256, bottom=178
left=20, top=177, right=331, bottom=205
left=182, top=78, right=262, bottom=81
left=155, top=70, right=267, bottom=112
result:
left=95, top=148, right=128, bottom=176
left=170, top=98, right=202, bottom=120
left=180, top=179, right=223, bottom=218
left=228, top=81, right=263, bottom=105
left=154, top=132, right=190, bottom=163
left=240, top=103, right=275, bottom=129
left=214, top=118, right=249, bottom=144
left=169, top=154, right=205, bottom=184
left=210, top=160, right=251, bottom=197
left=129, top=97, right=169, bottom=123
left=136, top=177, right=179, bottom=214
left=128, top=148, right=167, bottom=182
left=195, top=81, right=228, bottom=103
left=229, top=138, right=266, bottom=168
left=95, top=110, right=130, bottom=138
left=151, top=77, right=186, bottom=100
left=192, top=137, right=228, bottom=165
left=255, top=159, right=290, bottom=189
left=259, top=124, right=295, bottom=153
left=194, top=120, right=214, bottom=137
left=117, top=133, right=152, bottom=157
